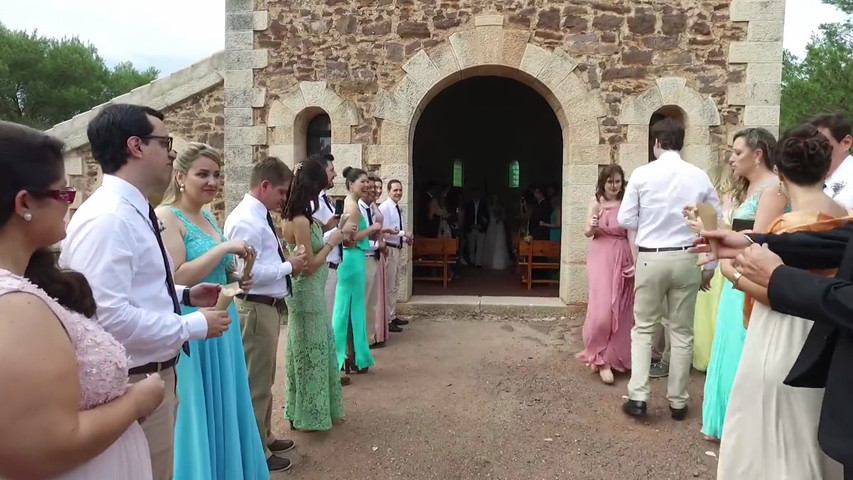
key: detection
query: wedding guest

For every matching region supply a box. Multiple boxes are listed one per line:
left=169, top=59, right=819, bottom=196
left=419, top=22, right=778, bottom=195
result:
left=465, top=188, right=488, bottom=265
left=361, top=174, right=384, bottom=347
left=0, top=120, right=164, bottom=480
left=576, top=165, right=634, bottom=384
left=618, top=118, right=722, bottom=420
left=223, top=157, right=307, bottom=472
left=370, top=176, right=391, bottom=347
left=811, top=113, right=853, bottom=206
left=60, top=104, right=230, bottom=480
left=379, top=179, right=411, bottom=330
left=280, top=159, right=345, bottom=431
left=155, top=143, right=268, bottom=478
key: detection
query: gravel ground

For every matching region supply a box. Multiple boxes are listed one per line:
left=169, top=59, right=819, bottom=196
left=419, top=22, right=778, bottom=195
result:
left=270, top=314, right=718, bottom=480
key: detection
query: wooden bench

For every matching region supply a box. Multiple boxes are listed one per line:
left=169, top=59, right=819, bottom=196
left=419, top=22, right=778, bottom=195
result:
left=412, top=237, right=458, bottom=288
left=518, top=239, right=561, bottom=290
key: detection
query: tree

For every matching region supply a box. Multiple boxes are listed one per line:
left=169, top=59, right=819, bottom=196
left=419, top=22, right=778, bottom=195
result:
left=0, top=24, right=158, bottom=129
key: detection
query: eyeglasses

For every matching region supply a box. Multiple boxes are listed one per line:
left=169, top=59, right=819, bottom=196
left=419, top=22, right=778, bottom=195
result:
left=139, top=135, right=173, bottom=151
left=45, top=188, right=77, bottom=204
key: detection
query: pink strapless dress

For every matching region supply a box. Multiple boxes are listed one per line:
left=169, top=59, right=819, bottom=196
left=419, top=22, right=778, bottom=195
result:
left=0, top=270, right=151, bottom=479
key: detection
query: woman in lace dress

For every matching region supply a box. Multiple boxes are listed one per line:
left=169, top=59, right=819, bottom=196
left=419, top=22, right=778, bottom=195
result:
left=156, top=143, right=270, bottom=478
left=281, top=160, right=345, bottom=431
left=0, top=121, right=163, bottom=479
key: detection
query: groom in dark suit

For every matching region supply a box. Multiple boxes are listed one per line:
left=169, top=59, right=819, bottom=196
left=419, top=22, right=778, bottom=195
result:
left=527, top=187, right=553, bottom=240
left=696, top=224, right=853, bottom=476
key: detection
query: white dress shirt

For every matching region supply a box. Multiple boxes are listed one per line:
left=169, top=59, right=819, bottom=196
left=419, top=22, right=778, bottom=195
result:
left=59, top=175, right=208, bottom=368
left=618, top=150, right=723, bottom=250
left=223, top=194, right=293, bottom=299
left=313, top=190, right=341, bottom=264
left=824, top=155, right=853, bottom=208
left=379, top=197, right=406, bottom=247
left=359, top=199, right=380, bottom=255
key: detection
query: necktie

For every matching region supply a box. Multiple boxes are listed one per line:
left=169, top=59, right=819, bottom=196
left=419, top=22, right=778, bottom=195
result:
left=396, top=204, right=403, bottom=245
left=266, top=212, right=293, bottom=294
left=324, top=195, right=343, bottom=259
left=148, top=205, right=190, bottom=356
left=365, top=204, right=373, bottom=225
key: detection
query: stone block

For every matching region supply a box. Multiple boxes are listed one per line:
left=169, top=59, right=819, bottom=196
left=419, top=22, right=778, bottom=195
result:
left=366, top=144, right=408, bottom=166
left=253, top=11, right=269, bottom=31
left=268, top=144, right=294, bottom=167
left=267, top=100, right=294, bottom=128
left=280, top=89, right=306, bottom=115
left=618, top=143, right=648, bottom=180
left=730, top=0, right=786, bottom=22
left=552, top=73, right=587, bottom=108
left=222, top=163, right=254, bottom=184
left=64, top=155, right=84, bottom=176
left=377, top=163, right=410, bottom=184
left=449, top=30, right=480, bottom=71
left=564, top=164, right=599, bottom=185
left=727, top=83, right=781, bottom=106
left=563, top=91, right=607, bottom=124
left=224, top=69, right=253, bottom=89
left=565, top=183, right=595, bottom=204
left=374, top=91, right=414, bottom=126
left=685, top=125, right=711, bottom=145
left=619, top=86, right=663, bottom=125
left=697, top=97, right=723, bottom=126
left=475, top=14, right=505, bottom=27
left=655, top=77, right=687, bottom=105
left=394, top=74, right=429, bottom=109
left=225, top=107, right=253, bottom=126
left=502, top=29, right=530, bottom=69
left=538, top=49, right=578, bottom=91
left=568, top=144, right=611, bottom=165
left=568, top=120, right=601, bottom=146
left=224, top=87, right=266, bottom=108
left=428, top=44, right=462, bottom=81
left=402, top=50, right=442, bottom=91
left=519, top=43, right=551, bottom=78
left=224, top=126, right=267, bottom=146
left=746, top=63, right=783, bottom=84
left=303, top=81, right=345, bottom=113
left=225, top=49, right=268, bottom=70
left=626, top=124, right=649, bottom=143
left=682, top=144, right=716, bottom=169
left=226, top=12, right=253, bottom=31
left=743, top=105, right=781, bottom=126
left=477, top=25, right=504, bottom=65
left=729, top=42, right=783, bottom=64
left=380, top=121, right=410, bottom=145
left=565, top=205, right=589, bottom=224
left=225, top=182, right=249, bottom=214
left=330, top=101, right=359, bottom=143
left=225, top=31, right=253, bottom=51
left=225, top=0, right=253, bottom=12
left=269, top=125, right=294, bottom=145
left=331, top=143, right=363, bottom=170
left=747, top=21, right=784, bottom=42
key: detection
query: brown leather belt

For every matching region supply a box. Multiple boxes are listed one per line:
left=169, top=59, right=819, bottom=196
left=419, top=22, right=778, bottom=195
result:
left=129, top=356, right=178, bottom=375
left=236, top=293, right=284, bottom=307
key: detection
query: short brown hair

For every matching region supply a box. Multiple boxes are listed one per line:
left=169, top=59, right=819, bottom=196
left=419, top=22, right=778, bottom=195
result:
left=809, top=112, right=852, bottom=144
left=651, top=118, right=685, bottom=151
left=250, top=157, right=292, bottom=188
left=595, top=164, right=626, bottom=201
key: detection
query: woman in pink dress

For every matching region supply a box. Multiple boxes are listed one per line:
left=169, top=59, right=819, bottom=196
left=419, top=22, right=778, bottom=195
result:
left=576, top=164, right=635, bottom=384
left=0, top=121, right=162, bottom=479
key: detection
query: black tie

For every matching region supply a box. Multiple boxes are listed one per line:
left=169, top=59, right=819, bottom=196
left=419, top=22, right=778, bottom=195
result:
left=148, top=205, right=189, bottom=356
left=396, top=204, right=403, bottom=231
left=266, top=212, right=293, bottom=293
left=324, top=195, right=343, bottom=259
left=365, top=204, right=373, bottom=225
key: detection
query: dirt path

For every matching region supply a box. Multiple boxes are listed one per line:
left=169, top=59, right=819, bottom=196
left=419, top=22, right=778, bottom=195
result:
left=270, top=315, right=718, bottom=480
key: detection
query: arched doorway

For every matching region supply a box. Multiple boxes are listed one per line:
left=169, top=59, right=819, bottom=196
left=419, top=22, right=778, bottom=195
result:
left=411, top=75, right=562, bottom=297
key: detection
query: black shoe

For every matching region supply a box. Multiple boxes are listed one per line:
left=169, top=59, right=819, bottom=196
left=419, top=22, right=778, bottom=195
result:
left=267, top=454, right=292, bottom=472
left=389, top=323, right=403, bottom=333
left=268, top=438, right=294, bottom=453
left=369, top=341, right=386, bottom=349
left=670, top=405, right=688, bottom=421
left=622, top=400, right=647, bottom=418
left=340, top=376, right=351, bottom=386
left=391, top=317, right=409, bottom=326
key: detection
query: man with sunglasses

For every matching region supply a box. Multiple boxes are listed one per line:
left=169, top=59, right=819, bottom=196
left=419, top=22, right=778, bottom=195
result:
left=60, top=103, right=231, bottom=480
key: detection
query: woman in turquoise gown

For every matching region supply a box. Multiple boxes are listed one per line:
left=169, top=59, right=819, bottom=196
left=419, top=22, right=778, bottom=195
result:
left=332, top=167, right=378, bottom=373
left=157, top=143, right=268, bottom=479
left=280, top=159, right=345, bottom=431
left=699, top=128, right=787, bottom=442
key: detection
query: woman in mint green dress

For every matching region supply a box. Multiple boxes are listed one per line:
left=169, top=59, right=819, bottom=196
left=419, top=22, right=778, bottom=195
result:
left=157, top=144, right=268, bottom=479
left=280, top=160, right=345, bottom=431
left=332, top=167, right=378, bottom=373
left=697, top=128, right=787, bottom=442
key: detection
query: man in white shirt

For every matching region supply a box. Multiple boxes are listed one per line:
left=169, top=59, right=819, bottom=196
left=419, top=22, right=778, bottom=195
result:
left=223, top=157, right=306, bottom=473
left=811, top=113, right=853, bottom=207
left=379, top=179, right=411, bottom=329
left=60, top=103, right=231, bottom=480
left=617, top=118, right=722, bottom=420
left=361, top=174, right=385, bottom=346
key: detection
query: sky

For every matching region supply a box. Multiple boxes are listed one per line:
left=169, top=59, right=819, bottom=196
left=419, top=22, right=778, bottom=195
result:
left=0, top=0, right=844, bottom=77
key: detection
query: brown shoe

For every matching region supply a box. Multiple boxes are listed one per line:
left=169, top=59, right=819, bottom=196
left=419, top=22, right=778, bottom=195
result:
left=267, top=454, right=291, bottom=472
left=340, top=376, right=351, bottom=386
left=268, top=438, right=294, bottom=453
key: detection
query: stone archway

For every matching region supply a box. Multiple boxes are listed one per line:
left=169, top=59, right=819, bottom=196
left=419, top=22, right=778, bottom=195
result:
left=369, top=14, right=609, bottom=305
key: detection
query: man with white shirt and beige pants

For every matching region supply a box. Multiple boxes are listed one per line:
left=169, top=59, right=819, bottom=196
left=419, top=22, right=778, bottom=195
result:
left=61, top=103, right=231, bottom=480
left=224, top=157, right=307, bottom=473
left=379, top=179, right=411, bottom=329
left=617, top=118, right=722, bottom=420
left=810, top=113, right=853, bottom=207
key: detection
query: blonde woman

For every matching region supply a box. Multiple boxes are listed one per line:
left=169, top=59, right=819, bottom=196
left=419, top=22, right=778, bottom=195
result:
left=156, top=143, right=270, bottom=478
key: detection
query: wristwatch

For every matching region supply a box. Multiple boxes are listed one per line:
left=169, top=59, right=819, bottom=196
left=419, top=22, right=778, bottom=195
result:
left=182, top=288, right=193, bottom=307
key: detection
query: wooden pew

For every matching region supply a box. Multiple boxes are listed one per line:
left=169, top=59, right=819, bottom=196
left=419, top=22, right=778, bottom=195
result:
left=518, top=239, right=561, bottom=290
left=412, top=237, right=458, bottom=288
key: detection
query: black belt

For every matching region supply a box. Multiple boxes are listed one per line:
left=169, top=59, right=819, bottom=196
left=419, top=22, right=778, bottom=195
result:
left=129, top=356, right=178, bottom=375
left=236, top=293, right=284, bottom=307
left=387, top=242, right=403, bottom=249
left=638, top=246, right=691, bottom=253
left=328, top=262, right=339, bottom=270
left=367, top=251, right=380, bottom=260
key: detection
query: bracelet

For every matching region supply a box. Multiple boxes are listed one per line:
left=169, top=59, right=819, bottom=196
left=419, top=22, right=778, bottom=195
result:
left=732, top=271, right=743, bottom=290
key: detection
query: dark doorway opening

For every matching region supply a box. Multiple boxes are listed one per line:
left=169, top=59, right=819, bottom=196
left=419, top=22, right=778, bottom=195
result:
left=411, top=75, right=562, bottom=297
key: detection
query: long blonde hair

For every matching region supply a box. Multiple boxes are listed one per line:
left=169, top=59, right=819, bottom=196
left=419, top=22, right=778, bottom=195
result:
left=159, top=142, right=223, bottom=206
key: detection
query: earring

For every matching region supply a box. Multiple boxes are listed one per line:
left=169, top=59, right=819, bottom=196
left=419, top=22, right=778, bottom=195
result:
left=777, top=181, right=786, bottom=196
left=23, top=212, right=32, bottom=222
left=179, top=184, right=185, bottom=192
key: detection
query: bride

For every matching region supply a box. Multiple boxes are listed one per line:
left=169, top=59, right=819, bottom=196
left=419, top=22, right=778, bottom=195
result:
left=480, top=194, right=511, bottom=270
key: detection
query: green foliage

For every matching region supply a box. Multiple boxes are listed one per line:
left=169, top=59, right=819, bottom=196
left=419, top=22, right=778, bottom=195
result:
left=0, top=24, right=158, bottom=129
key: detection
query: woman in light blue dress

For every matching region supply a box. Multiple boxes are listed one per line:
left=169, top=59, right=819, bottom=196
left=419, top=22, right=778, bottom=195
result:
left=157, top=143, right=269, bottom=479
left=696, top=128, right=787, bottom=442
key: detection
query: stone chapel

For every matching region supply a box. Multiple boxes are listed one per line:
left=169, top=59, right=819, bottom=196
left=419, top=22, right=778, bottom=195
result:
left=47, top=0, right=787, bottom=305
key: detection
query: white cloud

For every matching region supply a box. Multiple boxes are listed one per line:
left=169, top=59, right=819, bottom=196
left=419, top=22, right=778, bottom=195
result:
left=784, top=0, right=844, bottom=58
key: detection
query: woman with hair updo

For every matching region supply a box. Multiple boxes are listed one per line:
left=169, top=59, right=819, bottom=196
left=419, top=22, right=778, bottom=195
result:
left=331, top=166, right=377, bottom=374
left=716, top=126, right=848, bottom=479
left=155, top=143, right=268, bottom=479
left=0, top=121, right=163, bottom=479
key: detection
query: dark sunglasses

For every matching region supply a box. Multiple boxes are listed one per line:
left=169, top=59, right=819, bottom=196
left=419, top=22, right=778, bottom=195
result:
left=44, top=188, right=77, bottom=204
left=139, top=135, right=173, bottom=151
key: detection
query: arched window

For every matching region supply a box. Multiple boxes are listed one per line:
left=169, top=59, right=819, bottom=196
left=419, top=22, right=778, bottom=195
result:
left=508, top=160, right=520, bottom=188
left=306, top=114, right=332, bottom=156
left=452, top=159, right=464, bottom=187
left=648, top=106, right=686, bottom=162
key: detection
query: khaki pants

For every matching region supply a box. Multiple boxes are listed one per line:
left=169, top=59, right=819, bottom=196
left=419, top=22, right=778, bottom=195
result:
left=325, top=265, right=338, bottom=324
left=236, top=298, right=285, bottom=459
left=653, top=321, right=671, bottom=364
left=129, top=366, right=176, bottom=480
left=628, top=251, right=701, bottom=408
left=364, top=256, right=379, bottom=344
left=384, top=247, right=401, bottom=320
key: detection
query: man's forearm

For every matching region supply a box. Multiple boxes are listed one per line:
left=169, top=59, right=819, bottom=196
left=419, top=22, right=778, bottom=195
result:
left=749, top=225, right=851, bottom=270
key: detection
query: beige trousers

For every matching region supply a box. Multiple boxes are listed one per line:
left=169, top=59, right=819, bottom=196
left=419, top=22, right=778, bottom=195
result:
left=324, top=265, right=338, bottom=325
left=364, top=256, right=379, bottom=344
left=384, top=247, right=401, bottom=320
left=129, top=366, right=176, bottom=480
left=627, top=251, right=701, bottom=408
left=236, top=298, right=285, bottom=459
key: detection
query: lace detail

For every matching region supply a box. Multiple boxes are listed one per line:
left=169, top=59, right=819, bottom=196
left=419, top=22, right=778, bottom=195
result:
left=731, top=179, right=785, bottom=221
left=167, top=207, right=233, bottom=284
left=0, top=270, right=129, bottom=410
